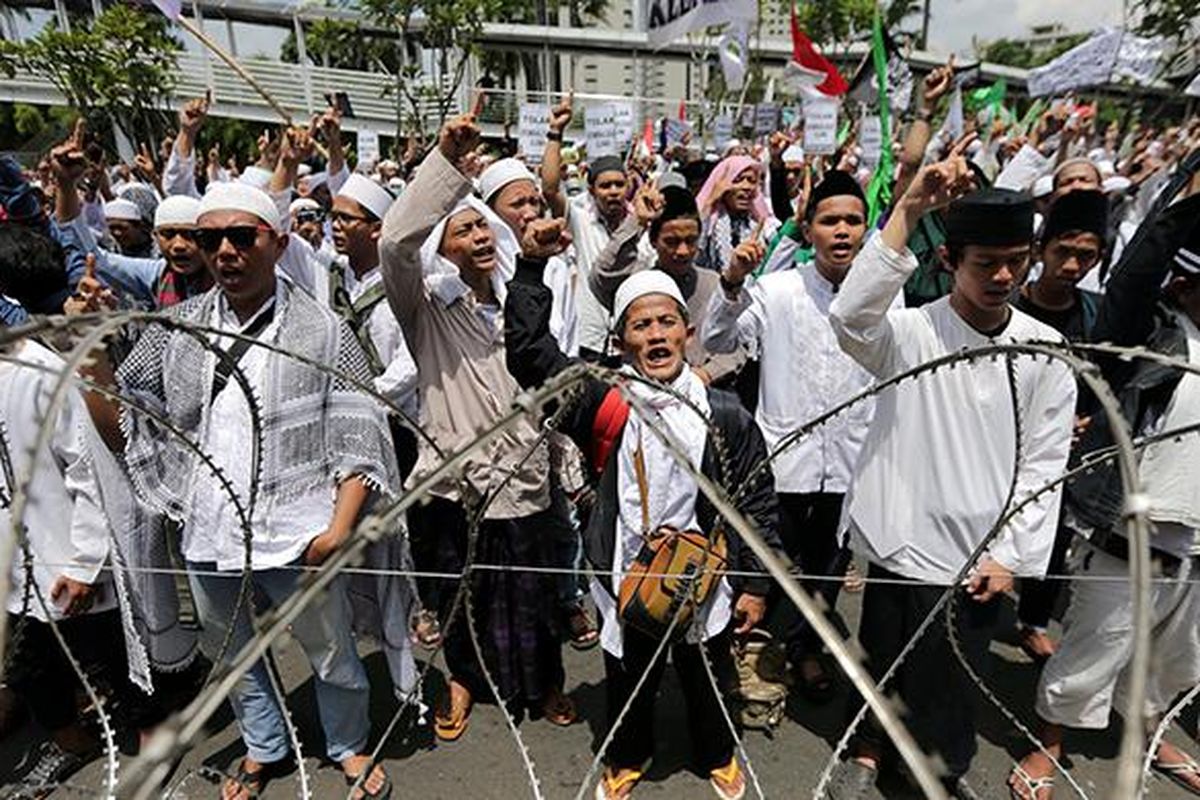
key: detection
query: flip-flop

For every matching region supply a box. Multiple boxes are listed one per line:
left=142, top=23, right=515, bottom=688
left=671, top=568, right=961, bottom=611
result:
left=710, top=758, right=746, bottom=800
left=1152, top=757, right=1200, bottom=797
left=222, top=756, right=288, bottom=800
left=1007, top=763, right=1054, bottom=800
left=594, top=766, right=643, bottom=800
left=567, top=604, right=600, bottom=651
left=344, top=764, right=392, bottom=800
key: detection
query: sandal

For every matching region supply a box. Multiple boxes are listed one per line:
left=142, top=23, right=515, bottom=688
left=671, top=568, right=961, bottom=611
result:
left=594, top=766, right=643, bottom=800
left=222, top=757, right=288, bottom=800
left=1152, top=756, right=1200, bottom=797
left=434, top=682, right=472, bottom=742
left=1007, top=763, right=1054, bottom=800
left=542, top=687, right=577, bottom=727
left=710, top=757, right=746, bottom=800
left=566, top=602, right=600, bottom=651
left=344, top=763, right=392, bottom=800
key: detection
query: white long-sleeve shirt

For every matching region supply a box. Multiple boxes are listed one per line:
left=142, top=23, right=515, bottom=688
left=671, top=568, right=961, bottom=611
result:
left=350, top=268, right=420, bottom=419
left=2, top=341, right=115, bottom=622
left=829, top=233, right=1077, bottom=583
left=703, top=247, right=892, bottom=494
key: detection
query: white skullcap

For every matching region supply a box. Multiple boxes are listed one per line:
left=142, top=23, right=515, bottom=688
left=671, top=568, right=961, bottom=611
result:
left=104, top=198, right=142, bottom=222
left=153, top=195, right=200, bottom=229
left=238, top=165, right=274, bottom=190
left=199, top=182, right=282, bottom=231
left=289, top=197, right=321, bottom=215
left=657, top=171, right=687, bottom=191
left=478, top=157, right=538, bottom=203
left=1095, top=159, right=1116, bottom=179
left=612, top=270, right=687, bottom=329
left=297, top=163, right=313, bottom=177
left=782, top=143, right=805, bottom=165
left=1033, top=174, right=1054, bottom=199
left=337, top=173, right=395, bottom=220
left=387, top=177, right=406, bottom=192
left=1103, top=175, right=1132, bottom=195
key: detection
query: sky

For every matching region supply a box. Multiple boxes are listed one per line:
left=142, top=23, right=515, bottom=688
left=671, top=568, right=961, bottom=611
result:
left=924, top=0, right=1127, bottom=56
left=10, top=0, right=1131, bottom=63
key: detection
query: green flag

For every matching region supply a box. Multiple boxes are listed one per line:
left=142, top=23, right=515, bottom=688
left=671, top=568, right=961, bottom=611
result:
left=865, top=5, right=894, bottom=227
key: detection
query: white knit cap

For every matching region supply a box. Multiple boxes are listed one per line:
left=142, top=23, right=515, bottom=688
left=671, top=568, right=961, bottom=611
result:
left=337, top=173, right=395, bottom=220
left=297, top=163, right=313, bottom=177
left=782, top=143, right=805, bottom=165
left=1033, top=174, right=1054, bottom=199
left=478, top=157, right=538, bottom=203
left=104, top=198, right=142, bottom=222
left=199, top=182, right=282, bottom=231
left=289, top=197, right=321, bottom=216
left=153, top=195, right=200, bottom=229
left=611, top=270, right=687, bottom=329
left=238, top=165, right=274, bottom=190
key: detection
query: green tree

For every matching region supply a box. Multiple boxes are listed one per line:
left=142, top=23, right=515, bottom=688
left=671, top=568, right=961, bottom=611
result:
left=0, top=5, right=181, bottom=149
left=281, top=18, right=401, bottom=72
left=980, top=33, right=1089, bottom=69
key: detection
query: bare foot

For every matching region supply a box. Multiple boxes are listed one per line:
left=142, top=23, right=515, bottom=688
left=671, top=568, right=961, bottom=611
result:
left=1154, top=741, right=1200, bottom=794
left=1018, top=628, right=1057, bottom=661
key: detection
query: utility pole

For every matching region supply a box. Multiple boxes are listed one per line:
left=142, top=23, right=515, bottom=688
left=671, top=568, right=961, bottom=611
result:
left=921, top=0, right=932, bottom=50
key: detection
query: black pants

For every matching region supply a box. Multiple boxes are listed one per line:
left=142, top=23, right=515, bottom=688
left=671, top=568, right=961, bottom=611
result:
left=603, top=626, right=734, bottom=773
left=6, top=610, right=136, bottom=733
left=846, top=564, right=998, bottom=779
left=1017, top=523, right=1075, bottom=630
left=777, top=492, right=848, bottom=662
left=423, top=497, right=564, bottom=711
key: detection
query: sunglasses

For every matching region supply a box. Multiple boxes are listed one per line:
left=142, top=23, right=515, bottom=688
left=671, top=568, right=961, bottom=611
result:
left=295, top=209, right=326, bottom=224
left=329, top=209, right=373, bottom=225
left=195, top=225, right=274, bottom=253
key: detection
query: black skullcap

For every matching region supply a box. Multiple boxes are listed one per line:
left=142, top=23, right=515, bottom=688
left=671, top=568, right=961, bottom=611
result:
left=945, top=187, right=1034, bottom=247
left=649, top=185, right=699, bottom=241
left=804, top=170, right=866, bottom=221
left=588, top=155, right=626, bottom=184
left=1042, top=189, right=1108, bottom=245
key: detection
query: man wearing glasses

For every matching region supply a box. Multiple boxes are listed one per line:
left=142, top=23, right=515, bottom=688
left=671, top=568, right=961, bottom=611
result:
left=85, top=181, right=401, bottom=800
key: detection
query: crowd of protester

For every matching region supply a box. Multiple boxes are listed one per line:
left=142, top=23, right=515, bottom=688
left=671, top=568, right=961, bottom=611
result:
left=2, top=60, right=1200, bottom=800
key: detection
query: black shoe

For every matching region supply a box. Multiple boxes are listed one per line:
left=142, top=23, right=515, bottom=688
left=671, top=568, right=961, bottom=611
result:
left=826, top=759, right=885, bottom=800
left=12, top=740, right=92, bottom=799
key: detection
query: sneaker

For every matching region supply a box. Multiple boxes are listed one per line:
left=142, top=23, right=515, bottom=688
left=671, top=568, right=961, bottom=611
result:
left=12, top=740, right=92, bottom=799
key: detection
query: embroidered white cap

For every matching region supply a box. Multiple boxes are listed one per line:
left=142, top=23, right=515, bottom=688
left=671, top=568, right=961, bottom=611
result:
left=153, top=195, right=200, bottom=229
left=478, top=157, right=538, bottom=203
left=289, top=197, right=321, bottom=216
left=611, top=270, right=686, bottom=329
left=104, top=198, right=142, bottom=222
left=198, top=182, right=282, bottom=231
left=337, top=173, right=395, bottom=220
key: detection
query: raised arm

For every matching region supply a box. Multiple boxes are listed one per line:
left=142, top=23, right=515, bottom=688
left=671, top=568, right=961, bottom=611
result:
left=832, top=152, right=975, bottom=376
left=589, top=183, right=662, bottom=311
left=540, top=92, right=573, bottom=219
left=164, top=94, right=208, bottom=199
left=379, top=115, right=478, bottom=335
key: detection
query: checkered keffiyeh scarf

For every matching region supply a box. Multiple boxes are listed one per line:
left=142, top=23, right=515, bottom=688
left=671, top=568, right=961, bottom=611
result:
left=116, top=279, right=400, bottom=521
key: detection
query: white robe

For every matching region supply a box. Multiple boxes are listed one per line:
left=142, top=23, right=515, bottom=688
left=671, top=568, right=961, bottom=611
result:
left=830, top=233, right=1077, bottom=584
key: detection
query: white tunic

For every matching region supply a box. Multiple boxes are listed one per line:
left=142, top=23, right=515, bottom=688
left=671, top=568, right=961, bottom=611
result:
left=350, top=267, right=420, bottom=420
left=830, top=233, right=1077, bottom=584
left=703, top=241, right=894, bottom=495
left=1, top=341, right=115, bottom=622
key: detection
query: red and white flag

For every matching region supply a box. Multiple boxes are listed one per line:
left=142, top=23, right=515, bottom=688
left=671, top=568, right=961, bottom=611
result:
left=783, top=1, right=848, bottom=97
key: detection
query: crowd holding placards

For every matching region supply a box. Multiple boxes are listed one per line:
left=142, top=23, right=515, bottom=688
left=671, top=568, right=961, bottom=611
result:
left=2, top=55, right=1200, bottom=800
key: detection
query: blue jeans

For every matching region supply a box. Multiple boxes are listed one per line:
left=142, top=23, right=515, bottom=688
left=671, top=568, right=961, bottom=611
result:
left=187, top=562, right=369, bottom=763
left=547, top=486, right=585, bottom=606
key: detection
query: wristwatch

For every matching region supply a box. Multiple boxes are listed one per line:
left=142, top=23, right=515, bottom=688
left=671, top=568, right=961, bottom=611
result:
left=546, top=130, right=563, bottom=142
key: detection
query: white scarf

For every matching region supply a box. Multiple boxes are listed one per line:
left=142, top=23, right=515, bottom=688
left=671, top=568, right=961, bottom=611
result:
left=1140, top=312, right=1200, bottom=530
left=594, top=366, right=732, bottom=657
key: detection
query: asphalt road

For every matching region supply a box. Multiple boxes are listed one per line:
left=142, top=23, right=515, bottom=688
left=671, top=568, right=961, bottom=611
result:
left=4, top=579, right=1197, bottom=799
